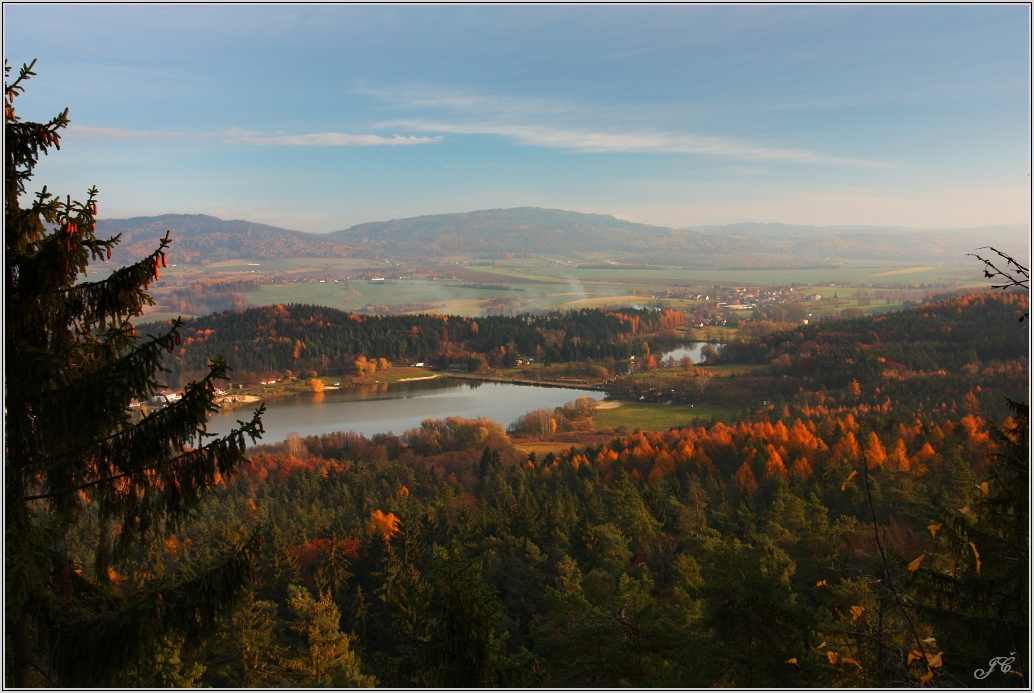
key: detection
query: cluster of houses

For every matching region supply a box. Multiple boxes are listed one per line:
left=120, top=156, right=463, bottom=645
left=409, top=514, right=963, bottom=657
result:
left=655, top=284, right=835, bottom=328
left=130, top=387, right=244, bottom=410
left=129, top=391, right=184, bottom=409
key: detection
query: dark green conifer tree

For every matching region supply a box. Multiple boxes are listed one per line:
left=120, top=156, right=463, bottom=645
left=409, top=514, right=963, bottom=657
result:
left=5, top=60, right=264, bottom=686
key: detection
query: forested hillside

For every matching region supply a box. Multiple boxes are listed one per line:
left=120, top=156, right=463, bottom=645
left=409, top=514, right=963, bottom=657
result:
left=144, top=305, right=676, bottom=386
left=147, top=293, right=1027, bottom=425
left=105, top=372, right=1027, bottom=686
left=330, top=207, right=723, bottom=263
left=94, top=290, right=1028, bottom=686
left=612, top=292, right=1028, bottom=419
left=720, top=292, right=1027, bottom=376
left=49, top=287, right=1028, bottom=686
left=86, top=289, right=1025, bottom=686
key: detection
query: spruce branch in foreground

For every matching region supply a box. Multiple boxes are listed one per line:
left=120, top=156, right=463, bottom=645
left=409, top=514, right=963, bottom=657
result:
left=5, top=59, right=264, bottom=687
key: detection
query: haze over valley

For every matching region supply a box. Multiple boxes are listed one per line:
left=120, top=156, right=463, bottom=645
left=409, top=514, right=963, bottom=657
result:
left=90, top=207, right=1028, bottom=321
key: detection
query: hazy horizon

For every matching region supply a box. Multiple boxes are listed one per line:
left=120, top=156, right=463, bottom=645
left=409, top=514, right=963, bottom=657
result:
left=94, top=207, right=1033, bottom=239
left=5, top=5, right=1030, bottom=233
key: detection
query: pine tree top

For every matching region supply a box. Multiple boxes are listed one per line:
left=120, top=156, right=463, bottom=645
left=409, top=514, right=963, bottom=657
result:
left=5, top=58, right=264, bottom=687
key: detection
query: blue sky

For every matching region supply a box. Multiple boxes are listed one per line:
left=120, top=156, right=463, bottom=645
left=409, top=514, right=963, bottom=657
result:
left=4, top=4, right=1030, bottom=233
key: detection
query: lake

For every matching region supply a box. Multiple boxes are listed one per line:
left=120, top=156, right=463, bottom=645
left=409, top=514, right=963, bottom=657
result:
left=206, top=377, right=598, bottom=444
left=657, top=342, right=721, bottom=364
left=207, top=344, right=717, bottom=444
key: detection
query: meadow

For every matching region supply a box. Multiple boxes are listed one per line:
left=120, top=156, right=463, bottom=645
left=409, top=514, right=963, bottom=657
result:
left=140, top=253, right=992, bottom=325
left=591, top=401, right=737, bottom=432
left=246, top=259, right=986, bottom=315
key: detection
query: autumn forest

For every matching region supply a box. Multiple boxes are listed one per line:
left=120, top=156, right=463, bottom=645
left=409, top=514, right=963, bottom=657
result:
left=88, top=292, right=1030, bottom=686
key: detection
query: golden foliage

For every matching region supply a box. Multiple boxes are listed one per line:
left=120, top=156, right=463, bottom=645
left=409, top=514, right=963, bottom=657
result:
left=368, top=509, right=400, bottom=540
left=841, top=469, right=858, bottom=491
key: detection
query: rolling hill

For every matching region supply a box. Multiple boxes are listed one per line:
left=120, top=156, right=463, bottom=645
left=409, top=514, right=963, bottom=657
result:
left=329, top=207, right=724, bottom=262
left=96, top=214, right=353, bottom=265
left=95, top=209, right=1029, bottom=268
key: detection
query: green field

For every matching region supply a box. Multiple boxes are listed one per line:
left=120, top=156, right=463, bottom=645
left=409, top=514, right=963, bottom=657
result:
left=142, top=252, right=996, bottom=323
left=239, top=258, right=988, bottom=315
left=250, top=276, right=656, bottom=315
left=593, top=402, right=737, bottom=432
left=496, top=260, right=986, bottom=288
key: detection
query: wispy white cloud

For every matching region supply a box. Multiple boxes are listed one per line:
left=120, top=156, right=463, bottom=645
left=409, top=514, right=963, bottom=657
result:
left=360, top=83, right=885, bottom=166
left=356, top=84, right=574, bottom=118
left=379, top=119, right=884, bottom=166
left=220, top=128, right=441, bottom=146
left=65, top=125, right=440, bottom=147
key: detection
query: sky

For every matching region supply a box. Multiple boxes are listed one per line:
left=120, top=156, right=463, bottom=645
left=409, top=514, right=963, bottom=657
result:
left=4, top=4, right=1031, bottom=233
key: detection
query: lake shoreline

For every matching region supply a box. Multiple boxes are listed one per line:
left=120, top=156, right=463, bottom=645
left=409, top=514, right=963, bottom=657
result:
left=206, top=378, right=602, bottom=445
left=212, top=341, right=711, bottom=413
left=442, top=371, right=608, bottom=391
left=215, top=372, right=605, bottom=411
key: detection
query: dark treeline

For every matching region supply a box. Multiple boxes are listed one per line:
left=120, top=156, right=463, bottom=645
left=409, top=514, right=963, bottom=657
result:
left=614, top=293, right=1028, bottom=421
left=717, top=293, right=1028, bottom=387
left=142, top=305, right=681, bottom=386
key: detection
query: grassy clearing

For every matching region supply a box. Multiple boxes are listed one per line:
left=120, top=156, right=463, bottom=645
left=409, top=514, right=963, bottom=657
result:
left=251, top=279, right=585, bottom=315
left=364, top=366, right=438, bottom=384
left=592, top=402, right=736, bottom=432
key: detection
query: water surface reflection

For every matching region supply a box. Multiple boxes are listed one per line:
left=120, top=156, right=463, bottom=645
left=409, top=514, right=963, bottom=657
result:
left=207, top=377, right=597, bottom=444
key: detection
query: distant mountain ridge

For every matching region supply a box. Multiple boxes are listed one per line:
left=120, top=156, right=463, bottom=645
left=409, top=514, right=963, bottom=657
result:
left=329, top=207, right=1028, bottom=266
left=96, top=208, right=1029, bottom=268
left=329, top=207, right=718, bottom=262
left=685, top=221, right=1030, bottom=264
left=96, top=214, right=353, bottom=265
